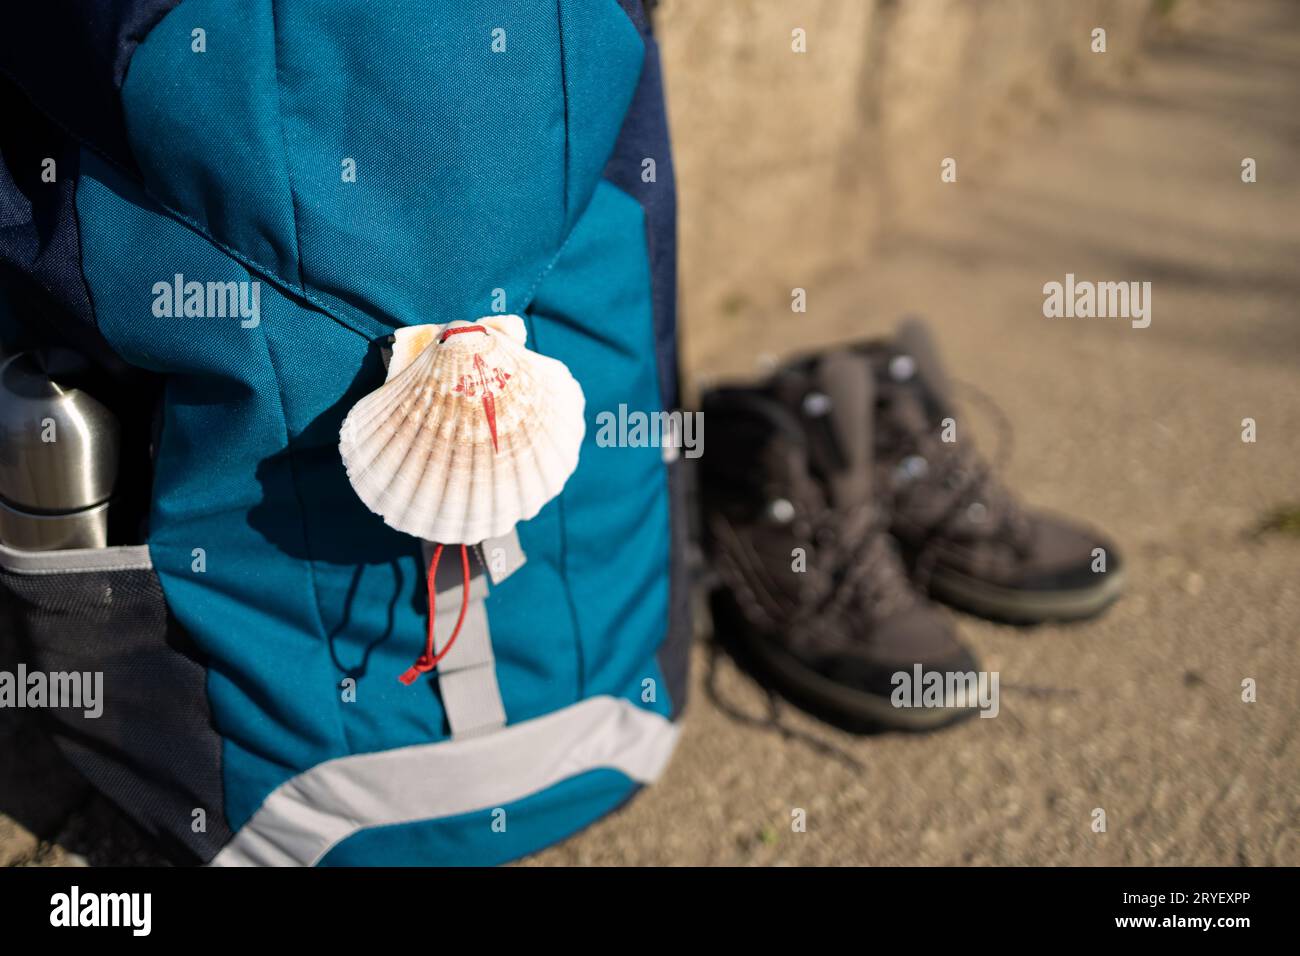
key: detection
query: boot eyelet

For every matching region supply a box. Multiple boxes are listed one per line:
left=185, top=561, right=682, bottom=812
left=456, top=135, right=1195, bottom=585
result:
left=802, top=392, right=831, bottom=417
left=889, top=355, right=917, bottom=382
left=897, top=454, right=928, bottom=482
left=767, top=498, right=796, bottom=524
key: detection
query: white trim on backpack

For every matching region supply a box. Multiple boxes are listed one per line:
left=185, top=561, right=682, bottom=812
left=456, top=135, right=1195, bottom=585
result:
left=209, top=695, right=680, bottom=866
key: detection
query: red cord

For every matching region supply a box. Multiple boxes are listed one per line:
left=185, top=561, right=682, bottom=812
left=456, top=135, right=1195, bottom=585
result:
left=399, top=543, right=472, bottom=685
left=439, top=324, right=487, bottom=342
left=399, top=326, right=488, bottom=685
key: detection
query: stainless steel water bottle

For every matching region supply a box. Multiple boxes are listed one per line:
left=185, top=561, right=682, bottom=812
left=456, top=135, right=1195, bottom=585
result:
left=0, top=348, right=120, bottom=550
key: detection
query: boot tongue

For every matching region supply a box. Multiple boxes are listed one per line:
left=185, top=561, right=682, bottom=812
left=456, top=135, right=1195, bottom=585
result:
left=776, top=351, right=874, bottom=509
left=892, top=316, right=953, bottom=419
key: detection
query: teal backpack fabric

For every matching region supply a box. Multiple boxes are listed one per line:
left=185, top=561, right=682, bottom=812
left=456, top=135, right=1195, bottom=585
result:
left=0, top=0, right=687, bottom=865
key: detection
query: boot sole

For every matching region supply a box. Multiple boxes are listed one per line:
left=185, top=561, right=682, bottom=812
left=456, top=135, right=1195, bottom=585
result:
left=928, top=566, right=1126, bottom=624
left=711, top=594, right=980, bottom=733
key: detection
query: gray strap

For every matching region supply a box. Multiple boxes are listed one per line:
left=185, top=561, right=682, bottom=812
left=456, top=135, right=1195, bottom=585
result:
left=477, top=530, right=527, bottom=584
left=419, top=529, right=526, bottom=738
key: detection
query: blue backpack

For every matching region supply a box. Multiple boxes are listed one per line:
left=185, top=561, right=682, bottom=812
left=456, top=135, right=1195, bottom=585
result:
left=0, top=0, right=688, bottom=865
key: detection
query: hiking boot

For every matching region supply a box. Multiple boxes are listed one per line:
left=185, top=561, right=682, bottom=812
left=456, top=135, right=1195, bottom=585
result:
left=861, top=317, right=1125, bottom=623
left=700, top=351, right=980, bottom=732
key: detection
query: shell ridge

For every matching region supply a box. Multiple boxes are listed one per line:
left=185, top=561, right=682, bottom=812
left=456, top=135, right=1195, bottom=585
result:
left=345, top=381, right=433, bottom=507
left=340, top=339, right=441, bottom=478
left=427, top=390, right=471, bottom=541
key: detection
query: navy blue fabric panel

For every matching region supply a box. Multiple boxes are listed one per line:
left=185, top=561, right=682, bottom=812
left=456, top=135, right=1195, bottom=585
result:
left=0, top=0, right=181, bottom=170
left=0, top=79, right=118, bottom=365
left=659, top=458, right=692, bottom=718
left=602, top=15, right=679, bottom=408
left=605, top=0, right=690, bottom=718
left=613, top=0, right=649, bottom=31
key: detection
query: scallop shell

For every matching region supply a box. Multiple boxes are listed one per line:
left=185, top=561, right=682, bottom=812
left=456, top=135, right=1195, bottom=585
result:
left=339, top=315, right=585, bottom=543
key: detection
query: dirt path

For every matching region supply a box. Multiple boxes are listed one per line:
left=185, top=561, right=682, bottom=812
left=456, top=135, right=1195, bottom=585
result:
left=530, top=0, right=1300, bottom=865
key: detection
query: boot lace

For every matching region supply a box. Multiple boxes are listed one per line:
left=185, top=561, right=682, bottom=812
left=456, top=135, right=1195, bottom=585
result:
left=885, top=379, right=1033, bottom=556
left=801, top=499, right=918, bottom=622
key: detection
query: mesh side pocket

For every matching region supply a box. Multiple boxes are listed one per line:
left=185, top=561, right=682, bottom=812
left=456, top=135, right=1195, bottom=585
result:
left=0, top=546, right=231, bottom=862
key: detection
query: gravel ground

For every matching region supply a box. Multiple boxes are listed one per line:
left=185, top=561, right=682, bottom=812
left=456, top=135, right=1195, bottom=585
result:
left=4, top=0, right=1298, bottom=867
left=528, top=0, right=1300, bottom=866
